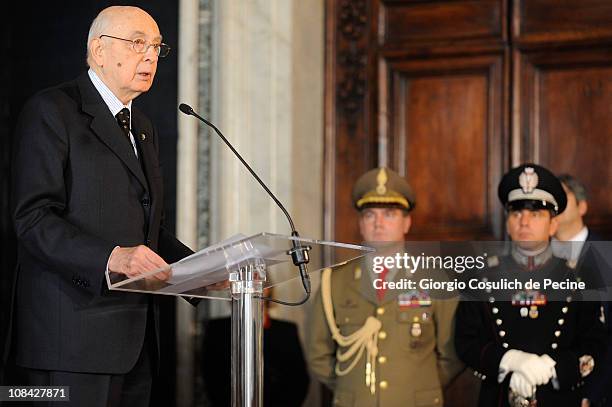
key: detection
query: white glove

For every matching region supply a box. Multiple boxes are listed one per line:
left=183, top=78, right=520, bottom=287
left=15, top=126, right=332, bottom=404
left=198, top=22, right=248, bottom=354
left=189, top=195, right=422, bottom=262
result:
left=509, top=371, right=535, bottom=399
left=540, top=354, right=559, bottom=389
left=500, top=350, right=556, bottom=386
left=539, top=354, right=557, bottom=371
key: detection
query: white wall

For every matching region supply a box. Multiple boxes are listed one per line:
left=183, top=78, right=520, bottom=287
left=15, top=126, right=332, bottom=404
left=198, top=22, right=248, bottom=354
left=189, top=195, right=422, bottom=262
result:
left=177, top=1, right=325, bottom=406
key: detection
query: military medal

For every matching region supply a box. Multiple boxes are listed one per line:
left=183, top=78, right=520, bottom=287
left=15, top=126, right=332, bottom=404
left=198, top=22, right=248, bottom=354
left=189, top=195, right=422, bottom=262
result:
left=410, top=322, right=422, bottom=337
left=513, top=290, right=546, bottom=320
left=409, top=315, right=422, bottom=349
left=410, top=319, right=422, bottom=349
left=398, top=290, right=431, bottom=308
left=512, top=290, right=547, bottom=307
left=579, top=355, right=595, bottom=378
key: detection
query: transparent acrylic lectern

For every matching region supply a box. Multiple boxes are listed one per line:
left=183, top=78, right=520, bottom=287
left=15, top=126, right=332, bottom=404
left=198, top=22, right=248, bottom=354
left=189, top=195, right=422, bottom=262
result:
left=106, top=232, right=372, bottom=407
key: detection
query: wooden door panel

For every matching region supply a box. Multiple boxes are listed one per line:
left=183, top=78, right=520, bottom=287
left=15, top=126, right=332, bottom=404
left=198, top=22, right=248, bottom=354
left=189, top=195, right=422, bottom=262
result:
left=514, top=0, right=612, bottom=46
left=382, top=54, right=507, bottom=239
left=404, top=74, right=487, bottom=232
left=515, top=48, right=612, bottom=236
left=380, top=0, right=504, bottom=46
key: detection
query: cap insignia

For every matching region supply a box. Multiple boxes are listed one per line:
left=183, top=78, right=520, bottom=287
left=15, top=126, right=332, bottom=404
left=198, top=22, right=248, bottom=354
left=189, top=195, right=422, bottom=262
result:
left=519, top=167, right=539, bottom=194
left=376, top=168, right=388, bottom=195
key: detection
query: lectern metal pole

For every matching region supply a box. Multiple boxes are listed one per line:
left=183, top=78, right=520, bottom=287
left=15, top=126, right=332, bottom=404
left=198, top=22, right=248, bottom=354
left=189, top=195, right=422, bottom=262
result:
left=230, top=264, right=264, bottom=407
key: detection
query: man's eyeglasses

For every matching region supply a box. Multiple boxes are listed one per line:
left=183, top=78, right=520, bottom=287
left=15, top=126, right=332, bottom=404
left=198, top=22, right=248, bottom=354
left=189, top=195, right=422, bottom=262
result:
left=100, top=35, right=171, bottom=58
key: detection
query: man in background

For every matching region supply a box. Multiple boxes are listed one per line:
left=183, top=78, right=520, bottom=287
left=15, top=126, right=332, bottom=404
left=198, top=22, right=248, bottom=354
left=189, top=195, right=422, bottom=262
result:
left=554, top=174, right=594, bottom=261
left=554, top=174, right=612, bottom=407
left=455, top=164, right=606, bottom=406
left=307, top=167, right=462, bottom=407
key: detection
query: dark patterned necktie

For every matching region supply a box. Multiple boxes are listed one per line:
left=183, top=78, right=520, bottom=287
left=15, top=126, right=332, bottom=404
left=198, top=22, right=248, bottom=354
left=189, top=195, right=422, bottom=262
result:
left=116, top=108, right=131, bottom=139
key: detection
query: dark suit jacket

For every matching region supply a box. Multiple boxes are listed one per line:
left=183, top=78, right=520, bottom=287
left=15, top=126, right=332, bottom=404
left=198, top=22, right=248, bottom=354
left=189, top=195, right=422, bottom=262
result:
left=581, top=232, right=612, bottom=406
left=10, top=72, right=192, bottom=374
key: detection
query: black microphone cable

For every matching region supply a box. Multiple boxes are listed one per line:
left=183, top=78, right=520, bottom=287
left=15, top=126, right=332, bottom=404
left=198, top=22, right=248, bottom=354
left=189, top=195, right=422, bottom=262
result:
left=179, top=103, right=311, bottom=306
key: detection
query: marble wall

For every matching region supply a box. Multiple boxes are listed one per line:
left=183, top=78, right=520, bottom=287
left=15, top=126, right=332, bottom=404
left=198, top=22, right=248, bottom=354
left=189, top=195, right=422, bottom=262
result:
left=176, top=0, right=324, bottom=405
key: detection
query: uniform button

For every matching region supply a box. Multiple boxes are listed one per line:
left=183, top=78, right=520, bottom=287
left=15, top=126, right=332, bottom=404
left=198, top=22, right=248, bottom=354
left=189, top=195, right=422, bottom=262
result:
left=502, top=342, right=509, bottom=348
left=492, top=307, right=499, bottom=314
left=496, top=319, right=503, bottom=326
left=146, top=239, right=152, bottom=246
left=551, top=343, right=558, bottom=349
left=554, top=330, right=561, bottom=337
left=142, top=197, right=150, bottom=206
left=379, top=380, right=388, bottom=390
left=376, top=307, right=385, bottom=315
left=562, top=306, right=568, bottom=314
left=378, top=356, right=387, bottom=364
left=378, top=331, right=387, bottom=340
left=499, top=330, right=506, bottom=337
left=558, top=319, right=565, bottom=326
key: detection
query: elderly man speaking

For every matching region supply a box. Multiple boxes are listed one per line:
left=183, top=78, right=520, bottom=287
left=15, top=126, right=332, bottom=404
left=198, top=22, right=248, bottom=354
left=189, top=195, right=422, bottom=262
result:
left=10, top=6, right=192, bottom=406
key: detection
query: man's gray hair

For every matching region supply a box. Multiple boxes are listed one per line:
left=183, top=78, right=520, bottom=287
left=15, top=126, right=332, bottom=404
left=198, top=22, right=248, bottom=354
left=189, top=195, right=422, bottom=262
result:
left=86, top=9, right=112, bottom=66
left=558, top=174, right=588, bottom=202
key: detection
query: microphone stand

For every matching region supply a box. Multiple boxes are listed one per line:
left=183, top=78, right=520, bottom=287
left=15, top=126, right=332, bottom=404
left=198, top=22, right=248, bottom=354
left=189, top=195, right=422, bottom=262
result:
left=179, top=103, right=311, bottom=306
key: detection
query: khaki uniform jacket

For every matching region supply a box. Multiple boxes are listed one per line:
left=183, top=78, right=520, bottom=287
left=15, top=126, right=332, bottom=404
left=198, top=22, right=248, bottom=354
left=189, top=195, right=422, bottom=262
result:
left=307, top=260, right=463, bottom=407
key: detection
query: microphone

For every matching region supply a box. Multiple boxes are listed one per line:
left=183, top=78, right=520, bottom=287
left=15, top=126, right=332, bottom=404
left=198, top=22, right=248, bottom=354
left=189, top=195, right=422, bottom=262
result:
left=179, top=103, right=311, bottom=305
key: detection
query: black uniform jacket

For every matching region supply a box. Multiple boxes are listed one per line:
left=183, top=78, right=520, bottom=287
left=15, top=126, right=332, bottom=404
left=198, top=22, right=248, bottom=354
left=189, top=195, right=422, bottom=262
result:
left=455, top=255, right=607, bottom=407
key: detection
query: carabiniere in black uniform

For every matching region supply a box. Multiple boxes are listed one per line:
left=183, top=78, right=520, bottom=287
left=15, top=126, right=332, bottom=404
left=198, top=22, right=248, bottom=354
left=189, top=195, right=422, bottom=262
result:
left=454, top=164, right=607, bottom=407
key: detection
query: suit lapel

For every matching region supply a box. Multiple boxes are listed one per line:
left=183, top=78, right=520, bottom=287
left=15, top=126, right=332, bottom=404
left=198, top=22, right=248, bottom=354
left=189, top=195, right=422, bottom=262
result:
left=132, top=111, right=158, bottom=199
left=132, top=109, right=163, bottom=239
left=131, top=111, right=155, bottom=185
left=77, top=74, right=148, bottom=190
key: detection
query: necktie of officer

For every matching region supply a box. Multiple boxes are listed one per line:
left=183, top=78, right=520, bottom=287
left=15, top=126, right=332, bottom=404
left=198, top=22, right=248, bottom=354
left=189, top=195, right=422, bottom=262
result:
left=376, top=267, right=389, bottom=302
left=116, top=108, right=131, bottom=139
left=527, top=256, right=535, bottom=271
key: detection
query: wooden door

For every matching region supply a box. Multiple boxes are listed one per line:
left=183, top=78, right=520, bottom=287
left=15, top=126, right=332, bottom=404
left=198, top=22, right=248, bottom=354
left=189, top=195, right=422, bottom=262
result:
left=324, top=1, right=612, bottom=406
left=325, top=0, right=612, bottom=244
